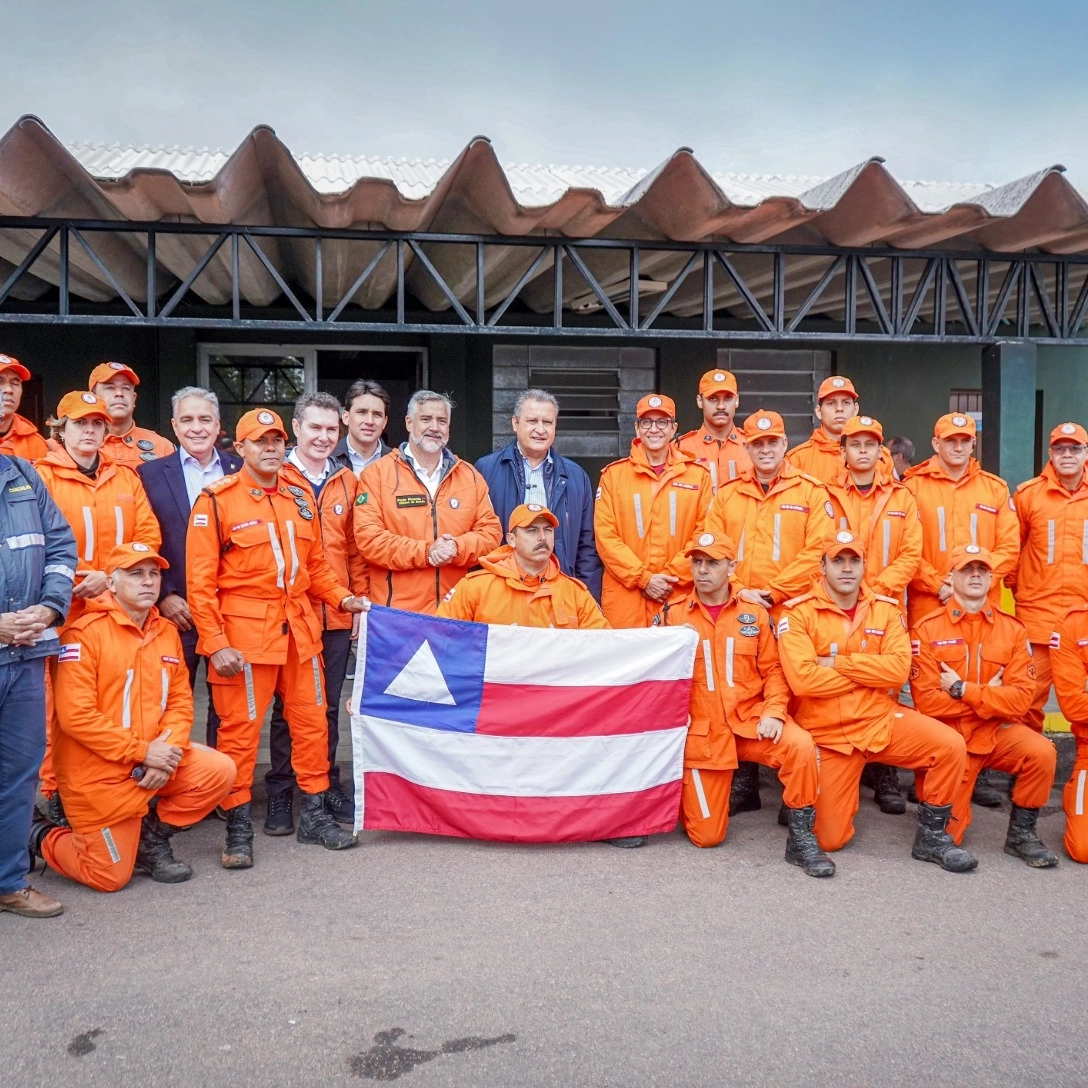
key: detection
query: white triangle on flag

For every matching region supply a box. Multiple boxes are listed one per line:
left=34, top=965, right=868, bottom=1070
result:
left=383, top=640, right=456, bottom=705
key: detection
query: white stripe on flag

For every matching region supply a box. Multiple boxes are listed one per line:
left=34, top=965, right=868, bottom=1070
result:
left=358, top=715, right=687, bottom=798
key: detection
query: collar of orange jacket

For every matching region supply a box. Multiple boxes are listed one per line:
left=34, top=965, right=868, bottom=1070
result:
left=479, top=544, right=562, bottom=588
left=831, top=463, right=897, bottom=492
left=944, top=598, right=995, bottom=625
left=38, top=443, right=117, bottom=476
left=628, top=437, right=694, bottom=474
left=737, top=460, right=804, bottom=492
left=807, top=575, right=877, bottom=615
left=904, top=454, right=981, bottom=483
left=1039, top=461, right=1088, bottom=494
left=681, top=585, right=743, bottom=617
left=74, top=591, right=164, bottom=634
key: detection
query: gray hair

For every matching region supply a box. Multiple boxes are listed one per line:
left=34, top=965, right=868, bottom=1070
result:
left=171, top=386, right=219, bottom=418
left=886, top=435, right=916, bottom=464
left=407, top=389, right=454, bottom=417
left=513, top=389, right=559, bottom=419
left=294, top=391, right=342, bottom=421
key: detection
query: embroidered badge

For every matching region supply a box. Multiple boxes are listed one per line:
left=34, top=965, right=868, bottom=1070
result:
left=136, top=439, right=155, bottom=451
left=333, top=503, right=344, bottom=515
left=192, top=514, right=209, bottom=527
left=739, top=624, right=759, bottom=637
left=356, top=492, right=368, bottom=505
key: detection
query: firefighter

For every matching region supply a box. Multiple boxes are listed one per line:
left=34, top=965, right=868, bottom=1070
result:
left=0, top=354, right=48, bottom=460
left=88, top=361, right=175, bottom=468
left=677, top=369, right=750, bottom=490
left=1050, top=602, right=1088, bottom=863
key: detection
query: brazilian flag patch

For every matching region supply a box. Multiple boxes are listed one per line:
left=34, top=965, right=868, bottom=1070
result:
left=356, top=492, right=368, bottom=505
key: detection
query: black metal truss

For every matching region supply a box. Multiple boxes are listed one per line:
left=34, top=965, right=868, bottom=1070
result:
left=2, top=216, right=1088, bottom=343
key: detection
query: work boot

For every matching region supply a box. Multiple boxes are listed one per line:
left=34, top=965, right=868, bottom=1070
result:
left=873, top=764, right=907, bottom=815
left=324, top=782, right=356, bottom=825
left=784, top=806, right=836, bottom=877
left=221, top=803, right=254, bottom=869
left=911, top=802, right=978, bottom=872
left=1004, top=805, right=1059, bottom=868
left=263, top=791, right=295, bottom=836
left=0, top=885, right=63, bottom=918
left=777, top=802, right=789, bottom=827
left=133, top=810, right=193, bottom=883
left=39, top=793, right=69, bottom=828
left=29, top=812, right=56, bottom=860
left=729, top=762, right=761, bottom=815
left=605, top=837, right=648, bottom=848
left=972, top=769, right=1004, bottom=808
left=297, top=792, right=357, bottom=850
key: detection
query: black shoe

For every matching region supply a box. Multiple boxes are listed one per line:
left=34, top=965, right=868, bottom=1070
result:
left=777, top=802, right=789, bottom=827
left=873, top=764, right=907, bottom=815
left=324, top=783, right=355, bottom=825
left=134, top=811, right=193, bottom=883
left=784, top=805, right=836, bottom=877
left=263, top=791, right=295, bottom=836
left=297, top=793, right=357, bottom=850
left=28, top=812, right=57, bottom=867
left=729, top=762, right=761, bottom=815
left=906, top=779, right=919, bottom=804
left=860, top=762, right=880, bottom=790
left=40, top=793, right=69, bottom=828
left=1004, top=805, right=1059, bottom=868
left=606, top=836, right=648, bottom=848
left=972, top=769, right=1004, bottom=808
left=222, top=803, right=254, bottom=869
left=911, top=802, right=978, bottom=873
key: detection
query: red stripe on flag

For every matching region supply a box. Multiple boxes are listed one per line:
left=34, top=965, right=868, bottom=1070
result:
left=362, top=773, right=681, bottom=843
left=474, top=679, right=689, bottom=737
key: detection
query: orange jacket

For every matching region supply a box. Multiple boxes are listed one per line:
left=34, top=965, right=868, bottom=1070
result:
left=789, top=428, right=896, bottom=484
left=657, top=588, right=788, bottom=770
left=186, top=467, right=351, bottom=664
left=594, top=440, right=713, bottom=628
left=677, top=426, right=751, bottom=491
left=1012, top=464, right=1088, bottom=644
left=902, top=456, right=1019, bottom=616
left=353, top=446, right=503, bottom=614
left=826, top=467, right=922, bottom=602
left=909, top=600, right=1034, bottom=754
left=776, top=579, right=910, bottom=754
left=281, top=460, right=368, bottom=631
left=436, top=546, right=608, bottom=629
left=1051, top=605, right=1088, bottom=739
left=704, top=464, right=834, bottom=606
left=102, top=425, right=175, bottom=469
left=52, top=596, right=195, bottom=830
left=0, top=413, right=48, bottom=461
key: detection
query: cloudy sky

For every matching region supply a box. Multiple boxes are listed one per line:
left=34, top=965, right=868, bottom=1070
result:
left=4, top=0, right=1087, bottom=185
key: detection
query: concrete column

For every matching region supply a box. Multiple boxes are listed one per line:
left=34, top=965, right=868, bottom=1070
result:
left=981, top=341, right=1037, bottom=488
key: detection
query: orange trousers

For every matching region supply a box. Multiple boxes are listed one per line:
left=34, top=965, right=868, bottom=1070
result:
left=814, top=707, right=967, bottom=852
left=1063, top=738, right=1088, bottom=863
left=680, top=720, right=819, bottom=848
left=41, top=744, right=235, bottom=893
left=210, top=641, right=330, bottom=809
left=1026, top=643, right=1052, bottom=734
left=948, top=724, right=1056, bottom=845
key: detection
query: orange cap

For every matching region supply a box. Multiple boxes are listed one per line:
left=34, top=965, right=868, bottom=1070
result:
left=236, top=408, right=288, bottom=443
left=635, top=393, right=676, bottom=419
left=89, top=361, right=140, bottom=388
left=934, top=413, right=977, bottom=440
left=1050, top=422, right=1088, bottom=446
left=823, top=529, right=865, bottom=560
left=57, top=390, right=110, bottom=422
left=817, top=376, right=858, bottom=401
left=841, top=414, right=884, bottom=441
left=741, top=409, right=787, bottom=440
left=948, top=543, right=993, bottom=572
left=698, top=369, right=738, bottom=398
left=105, top=541, right=169, bottom=573
left=508, top=503, right=559, bottom=532
left=684, top=530, right=737, bottom=561
left=0, top=354, right=31, bottom=381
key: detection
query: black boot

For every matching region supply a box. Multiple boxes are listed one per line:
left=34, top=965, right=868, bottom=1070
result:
left=222, top=803, right=254, bottom=869
left=1004, top=805, right=1059, bottom=868
left=263, top=791, right=295, bottom=836
left=911, top=802, right=978, bottom=872
left=324, top=781, right=356, bottom=825
left=297, top=792, right=357, bottom=850
left=39, top=793, right=69, bottom=828
left=28, top=812, right=57, bottom=870
left=873, top=764, right=907, bottom=815
left=134, top=810, right=193, bottom=883
left=729, top=762, right=761, bottom=815
left=777, top=802, right=789, bottom=827
left=784, top=806, right=836, bottom=877
left=972, top=768, right=1004, bottom=808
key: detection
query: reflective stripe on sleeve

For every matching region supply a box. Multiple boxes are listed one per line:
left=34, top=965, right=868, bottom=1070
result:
left=44, top=563, right=76, bottom=580
left=669, top=491, right=677, bottom=538
left=969, top=512, right=978, bottom=546
left=725, top=636, right=735, bottom=688
left=772, top=514, right=781, bottom=563
left=82, top=507, right=94, bottom=562
left=883, top=520, right=891, bottom=568
left=161, top=667, right=169, bottom=714
left=937, top=506, right=946, bottom=552
left=121, top=669, right=133, bottom=730
left=633, top=494, right=645, bottom=539
left=1047, top=519, right=1056, bottom=565
left=114, top=505, right=124, bottom=546
left=4, top=533, right=44, bottom=549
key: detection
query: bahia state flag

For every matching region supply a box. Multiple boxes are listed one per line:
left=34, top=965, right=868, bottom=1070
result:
left=349, top=606, right=698, bottom=843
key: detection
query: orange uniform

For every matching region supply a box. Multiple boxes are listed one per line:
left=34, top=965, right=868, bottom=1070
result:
left=594, top=441, right=713, bottom=628
left=789, top=428, right=895, bottom=484
left=902, top=456, right=1019, bottom=624
left=437, top=546, right=608, bottom=629
left=41, top=596, right=235, bottom=892
left=826, top=467, right=922, bottom=603
left=1012, top=463, right=1088, bottom=729
left=102, top=425, right=175, bottom=470
left=282, top=460, right=368, bottom=630
left=677, top=426, right=751, bottom=491
left=703, top=464, right=833, bottom=609
left=187, top=468, right=353, bottom=807
left=658, top=588, right=818, bottom=847
left=0, top=413, right=48, bottom=460
left=910, top=600, right=1055, bottom=844
left=777, top=579, right=967, bottom=850
left=354, top=446, right=502, bottom=614
left=1050, top=606, right=1088, bottom=862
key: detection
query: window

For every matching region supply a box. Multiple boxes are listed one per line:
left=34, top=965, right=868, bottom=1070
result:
left=527, top=367, right=620, bottom=434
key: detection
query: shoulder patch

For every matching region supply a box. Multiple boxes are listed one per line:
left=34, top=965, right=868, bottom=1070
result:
left=192, top=513, right=209, bottom=527
left=58, top=643, right=81, bottom=663
left=442, top=587, right=456, bottom=602
left=739, top=624, right=760, bottom=637
left=355, top=492, right=368, bottom=506
left=776, top=617, right=789, bottom=636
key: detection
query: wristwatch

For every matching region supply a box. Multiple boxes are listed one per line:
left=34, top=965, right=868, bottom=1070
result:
left=949, top=680, right=966, bottom=700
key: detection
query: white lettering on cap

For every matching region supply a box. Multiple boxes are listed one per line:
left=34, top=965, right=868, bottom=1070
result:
left=1062, top=423, right=1077, bottom=435
left=257, top=411, right=275, bottom=425
left=132, top=542, right=150, bottom=552
left=953, top=416, right=968, bottom=427
left=698, top=533, right=715, bottom=547
left=80, top=393, right=97, bottom=404
left=835, top=530, right=854, bottom=544
left=757, top=417, right=772, bottom=430
left=648, top=396, right=662, bottom=408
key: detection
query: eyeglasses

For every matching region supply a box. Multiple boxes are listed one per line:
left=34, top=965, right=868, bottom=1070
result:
left=1051, top=444, right=1088, bottom=454
left=637, top=418, right=676, bottom=431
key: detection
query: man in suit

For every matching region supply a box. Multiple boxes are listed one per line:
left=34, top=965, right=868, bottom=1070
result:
left=138, top=386, right=242, bottom=746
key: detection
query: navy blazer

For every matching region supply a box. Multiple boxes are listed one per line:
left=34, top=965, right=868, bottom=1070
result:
left=138, top=447, right=242, bottom=601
